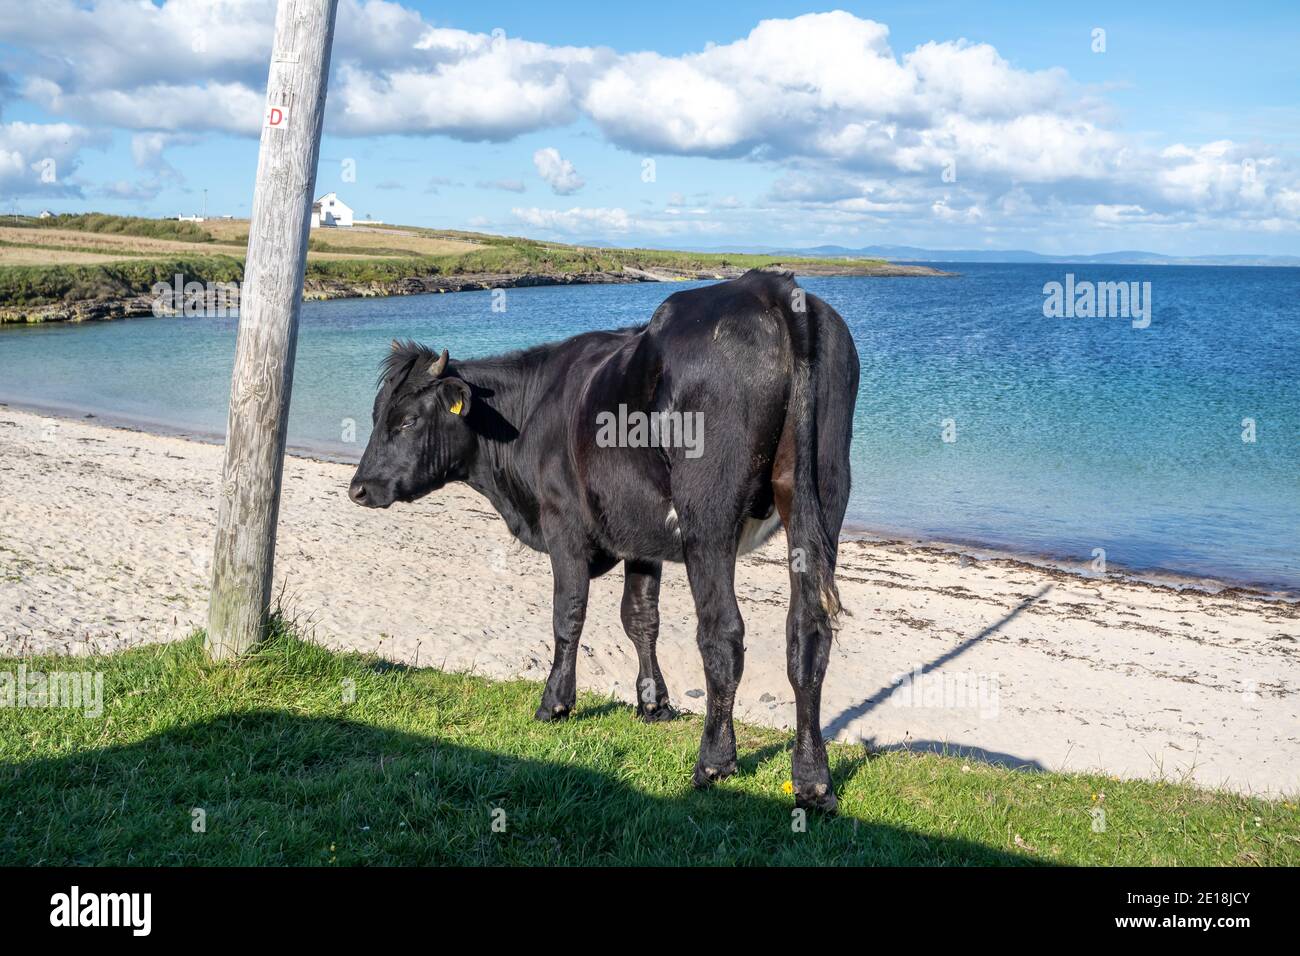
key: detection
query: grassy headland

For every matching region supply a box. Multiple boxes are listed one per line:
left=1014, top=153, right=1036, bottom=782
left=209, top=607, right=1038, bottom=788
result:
left=1, top=626, right=1293, bottom=866
left=5, top=212, right=215, bottom=242
left=0, top=213, right=946, bottom=323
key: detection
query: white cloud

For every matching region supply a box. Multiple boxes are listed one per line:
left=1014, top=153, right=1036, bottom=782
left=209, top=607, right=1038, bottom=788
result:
left=1092, top=204, right=1157, bottom=225
left=98, top=179, right=165, bottom=201
left=931, top=198, right=983, bottom=223
left=511, top=205, right=726, bottom=237
left=25, top=77, right=264, bottom=136
left=1151, top=141, right=1272, bottom=213
left=513, top=206, right=631, bottom=233
left=578, top=12, right=1078, bottom=179
left=532, top=147, right=584, bottom=194
left=130, top=132, right=196, bottom=177
left=102, top=131, right=198, bottom=202
left=0, top=0, right=273, bottom=94
left=1, top=2, right=1296, bottom=235
left=131, top=133, right=173, bottom=171
left=331, top=34, right=598, bottom=139
left=0, top=121, right=102, bottom=197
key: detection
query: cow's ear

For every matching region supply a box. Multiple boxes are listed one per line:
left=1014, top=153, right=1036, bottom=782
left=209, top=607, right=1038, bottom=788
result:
left=438, top=377, right=472, bottom=418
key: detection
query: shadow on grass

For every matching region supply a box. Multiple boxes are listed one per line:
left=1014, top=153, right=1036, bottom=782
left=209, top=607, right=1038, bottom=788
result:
left=1, top=710, right=1041, bottom=867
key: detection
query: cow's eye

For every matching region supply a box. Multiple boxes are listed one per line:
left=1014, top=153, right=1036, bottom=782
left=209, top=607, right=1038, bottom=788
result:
left=399, top=415, right=418, bottom=430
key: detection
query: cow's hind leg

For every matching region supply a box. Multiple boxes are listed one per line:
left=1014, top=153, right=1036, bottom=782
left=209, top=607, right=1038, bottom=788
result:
left=681, top=534, right=745, bottom=788
left=784, top=587, right=835, bottom=811
left=773, top=396, right=851, bottom=813
left=535, top=551, right=590, bottom=722
left=622, top=559, right=673, bottom=721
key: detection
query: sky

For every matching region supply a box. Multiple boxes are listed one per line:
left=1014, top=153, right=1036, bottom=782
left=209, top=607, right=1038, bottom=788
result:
left=1, top=0, right=1298, bottom=254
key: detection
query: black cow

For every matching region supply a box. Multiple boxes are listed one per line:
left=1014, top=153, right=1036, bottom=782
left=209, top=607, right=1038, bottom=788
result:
left=349, top=269, right=859, bottom=811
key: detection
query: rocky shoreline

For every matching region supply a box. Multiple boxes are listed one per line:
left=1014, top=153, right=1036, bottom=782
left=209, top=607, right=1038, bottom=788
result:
left=0, top=261, right=951, bottom=324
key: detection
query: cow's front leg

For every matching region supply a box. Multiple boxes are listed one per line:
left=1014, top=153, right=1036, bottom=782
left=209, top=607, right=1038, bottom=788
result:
left=621, top=559, right=673, bottom=722
left=535, top=551, right=591, bottom=722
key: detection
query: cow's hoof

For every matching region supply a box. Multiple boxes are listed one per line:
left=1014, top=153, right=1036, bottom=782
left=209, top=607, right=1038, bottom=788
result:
left=794, top=783, right=838, bottom=815
left=534, top=702, right=571, bottom=722
left=691, top=759, right=737, bottom=789
left=637, top=701, right=676, bottom=723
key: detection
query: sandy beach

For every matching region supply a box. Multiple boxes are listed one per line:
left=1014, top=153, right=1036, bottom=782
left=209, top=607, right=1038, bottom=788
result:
left=1, top=406, right=1296, bottom=796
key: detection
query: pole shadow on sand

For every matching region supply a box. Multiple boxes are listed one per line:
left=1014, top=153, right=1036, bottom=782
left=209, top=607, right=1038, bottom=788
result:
left=822, top=585, right=1054, bottom=770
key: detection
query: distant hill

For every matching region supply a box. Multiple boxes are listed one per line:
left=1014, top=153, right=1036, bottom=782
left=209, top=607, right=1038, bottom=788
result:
left=649, top=243, right=1300, bottom=268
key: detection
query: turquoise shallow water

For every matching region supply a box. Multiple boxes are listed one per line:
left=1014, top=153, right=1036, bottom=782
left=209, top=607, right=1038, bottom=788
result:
left=1, top=263, right=1297, bottom=590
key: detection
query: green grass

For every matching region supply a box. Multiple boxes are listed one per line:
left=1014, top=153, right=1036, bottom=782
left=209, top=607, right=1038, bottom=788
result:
left=303, top=238, right=425, bottom=257
left=3, top=627, right=1293, bottom=866
left=0, top=238, right=161, bottom=259
left=298, top=236, right=886, bottom=284
left=4, top=213, right=214, bottom=242
left=0, top=255, right=244, bottom=307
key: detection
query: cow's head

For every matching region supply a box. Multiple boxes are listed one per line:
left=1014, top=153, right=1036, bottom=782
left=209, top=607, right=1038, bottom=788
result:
left=348, top=342, right=474, bottom=508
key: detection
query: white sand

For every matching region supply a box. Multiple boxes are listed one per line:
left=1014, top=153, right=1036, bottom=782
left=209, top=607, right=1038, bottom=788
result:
left=1, top=406, right=1296, bottom=796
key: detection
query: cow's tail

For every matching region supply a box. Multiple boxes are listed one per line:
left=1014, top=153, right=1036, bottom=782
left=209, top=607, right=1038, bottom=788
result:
left=782, top=286, right=855, bottom=630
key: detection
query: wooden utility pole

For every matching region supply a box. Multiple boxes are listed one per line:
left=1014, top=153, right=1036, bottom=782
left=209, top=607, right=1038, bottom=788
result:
left=206, top=0, right=340, bottom=660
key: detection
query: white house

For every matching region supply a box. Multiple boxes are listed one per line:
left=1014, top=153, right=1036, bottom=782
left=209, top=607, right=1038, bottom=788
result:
left=311, top=192, right=353, bottom=228
left=37, top=209, right=54, bottom=219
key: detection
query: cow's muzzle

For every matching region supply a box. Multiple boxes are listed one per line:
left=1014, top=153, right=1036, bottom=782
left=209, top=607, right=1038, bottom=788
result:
left=348, top=478, right=390, bottom=508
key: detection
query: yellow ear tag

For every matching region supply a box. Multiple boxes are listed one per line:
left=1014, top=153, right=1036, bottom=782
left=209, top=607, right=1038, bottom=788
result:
left=449, top=398, right=464, bottom=416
